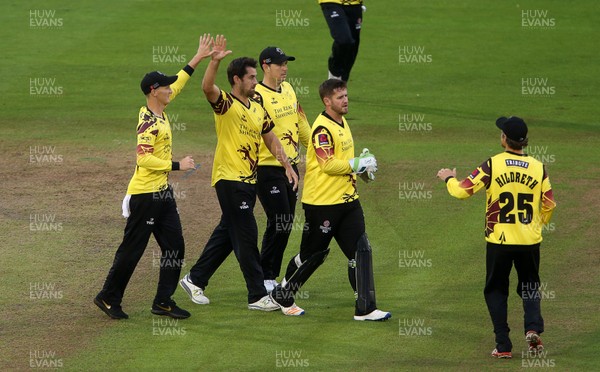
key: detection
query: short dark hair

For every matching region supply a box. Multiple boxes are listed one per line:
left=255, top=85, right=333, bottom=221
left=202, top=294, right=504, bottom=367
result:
left=227, top=57, right=257, bottom=86
left=319, top=79, right=347, bottom=102
left=505, top=136, right=529, bottom=150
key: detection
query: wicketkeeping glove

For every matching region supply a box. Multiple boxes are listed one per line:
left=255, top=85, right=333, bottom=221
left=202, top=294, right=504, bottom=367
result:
left=349, top=148, right=378, bottom=174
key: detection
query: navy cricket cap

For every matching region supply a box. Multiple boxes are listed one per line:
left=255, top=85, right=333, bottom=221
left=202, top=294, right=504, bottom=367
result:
left=259, top=46, right=295, bottom=66
left=140, top=71, right=178, bottom=95
left=496, top=116, right=528, bottom=142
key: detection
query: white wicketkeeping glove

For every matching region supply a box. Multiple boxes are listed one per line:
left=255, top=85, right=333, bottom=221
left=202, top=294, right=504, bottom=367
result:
left=349, top=148, right=378, bottom=174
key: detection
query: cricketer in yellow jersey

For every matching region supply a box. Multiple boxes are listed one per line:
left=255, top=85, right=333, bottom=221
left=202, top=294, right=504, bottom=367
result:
left=95, top=34, right=216, bottom=320
left=181, top=36, right=298, bottom=311
left=437, top=116, right=556, bottom=358
left=254, top=46, right=311, bottom=292
left=270, top=79, right=391, bottom=320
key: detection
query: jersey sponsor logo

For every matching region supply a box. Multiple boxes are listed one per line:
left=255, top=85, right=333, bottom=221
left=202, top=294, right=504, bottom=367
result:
left=319, top=220, right=332, bottom=233
left=330, top=11, right=339, bottom=18
left=270, top=186, right=281, bottom=194
left=318, top=133, right=330, bottom=146
left=468, top=169, right=480, bottom=179
left=505, top=159, right=529, bottom=169
left=239, top=201, right=249, bottom=210
left=146, top=218, right=155, bottom=225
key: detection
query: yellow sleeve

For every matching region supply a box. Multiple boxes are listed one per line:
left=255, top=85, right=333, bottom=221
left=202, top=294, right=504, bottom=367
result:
left=540, top=167, right=556, bottom=224
left=445, top=160, right=491, bottom=199
left=135, top=115, right=172, bottom=171
left=297, top=102, right=311, bottom=149
left=168, top=68, right=192, bottom=102
left=312, top=126, right=352, bottom=175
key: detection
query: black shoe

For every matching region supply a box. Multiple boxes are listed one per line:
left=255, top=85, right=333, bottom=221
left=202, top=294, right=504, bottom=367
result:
left=94, top=296, right=129, bottom=319
left=151, top=300, right=191, bottom=319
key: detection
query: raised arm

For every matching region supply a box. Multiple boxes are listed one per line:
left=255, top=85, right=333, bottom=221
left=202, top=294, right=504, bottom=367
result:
left=202, top=34, right=232, bottom=104
left=187, top=33, right=215, bottom=70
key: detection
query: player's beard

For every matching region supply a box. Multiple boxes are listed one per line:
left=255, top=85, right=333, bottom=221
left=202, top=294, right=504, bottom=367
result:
left=334, top=104, right=348, bottom=116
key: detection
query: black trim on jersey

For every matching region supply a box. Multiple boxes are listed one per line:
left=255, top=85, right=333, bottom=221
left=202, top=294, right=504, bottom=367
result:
left=321, top=111, right=345, bottom=128
left=444, top=176, right=454, bottom=183
left=253, top=91, right=264, bottom=106
left=172, top=161, right=180, bottom=171
left=258, top=81, right=282, bottom=93
left=183, top=65, right=194, bottom=76
left=145, top=106, right=165, bottom=120
left=506, top=150, right=527, bottom=157
left=231, top=92, right=252, bottom=109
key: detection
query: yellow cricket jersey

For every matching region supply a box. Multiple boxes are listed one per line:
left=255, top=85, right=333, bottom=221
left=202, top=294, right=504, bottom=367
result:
left=302, top=112, right=356, bottom=206
left=319, top=0, right=363, bottom=5
left=127, top=69, right=191, bottom=195
left=210, top=90, right=274, bottom=186
left=255, top=82, right=310, bottom=166
left=446, top=151, right=556, bottom=245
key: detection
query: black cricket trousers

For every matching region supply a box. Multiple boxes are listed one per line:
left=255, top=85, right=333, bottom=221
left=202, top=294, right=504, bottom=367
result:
left=257, top=165, right=299, bottom=281
left=99, top=186, right=185, bottom=306
left=321, top=3, right=363, bottom=81
left=485, top=242, right=544, bottom=352
left=188, top=180, right=267, bottom=303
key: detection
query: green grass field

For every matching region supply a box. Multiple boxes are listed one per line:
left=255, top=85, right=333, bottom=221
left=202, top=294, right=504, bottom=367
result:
left=2, top=0, right=599, bottom=370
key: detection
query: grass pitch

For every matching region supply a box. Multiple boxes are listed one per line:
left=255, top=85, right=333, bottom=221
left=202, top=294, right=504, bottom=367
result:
left=1, top=0, right=599, bottom=370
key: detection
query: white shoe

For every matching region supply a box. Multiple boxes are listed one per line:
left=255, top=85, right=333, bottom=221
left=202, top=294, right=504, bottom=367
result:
left=248, top=295, right=280, bottom=311
left=179, top=274, right=210, bottom=305
left=264, top=279, right=279, bottom=293
left=353, top=309, right=391, bottom=321
left=328, top=71, right=342, bottom=80
left=280, top=303, right=305, bottom=316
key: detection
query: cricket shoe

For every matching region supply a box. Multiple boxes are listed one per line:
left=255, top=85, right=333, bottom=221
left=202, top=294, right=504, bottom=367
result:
left=179, top=274, right=210, bottom=304
left=270, top=294, right=305, bottom=316
left=248, top=295, right=280, bottom=311
left=151, top=300, right=191, bottom=319
left=264, top=279, right=279, bottom=293
left=491, top=349, right=512, bottom=359
left=94, top=296, right=128, bottom=320
left=525, top=331, right=544, bottom=353
left=353, top=309, right=392, bottom=321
